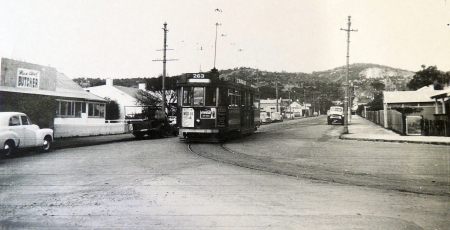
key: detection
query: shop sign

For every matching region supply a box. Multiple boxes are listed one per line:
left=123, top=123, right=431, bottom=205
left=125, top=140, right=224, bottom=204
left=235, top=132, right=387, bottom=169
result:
left=17, top=68, right=40, bottom=89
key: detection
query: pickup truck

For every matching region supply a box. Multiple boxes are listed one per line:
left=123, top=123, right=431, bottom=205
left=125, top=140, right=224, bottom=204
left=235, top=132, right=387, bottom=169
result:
left=127, top=107, right=178, bottom=139
left=327, top=106, right=344, bottom=125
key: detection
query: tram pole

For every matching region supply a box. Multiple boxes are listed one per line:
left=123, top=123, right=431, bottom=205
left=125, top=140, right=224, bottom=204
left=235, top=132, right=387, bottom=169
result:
left=214, top=23, right=221, bottom=69
left=162, top=22, right=167, bottom=115
left=153, top=23, right=177, bottom=115
left=340, top=16, right=357, bottom=134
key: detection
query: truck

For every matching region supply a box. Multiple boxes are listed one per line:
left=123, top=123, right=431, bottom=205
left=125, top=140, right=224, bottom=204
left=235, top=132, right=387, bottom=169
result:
left=127, top=106, right=178, bottom=139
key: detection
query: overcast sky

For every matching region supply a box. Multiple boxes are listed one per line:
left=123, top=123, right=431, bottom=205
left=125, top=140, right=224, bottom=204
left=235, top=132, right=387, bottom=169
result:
left=1, top=0, right=450, bottom=79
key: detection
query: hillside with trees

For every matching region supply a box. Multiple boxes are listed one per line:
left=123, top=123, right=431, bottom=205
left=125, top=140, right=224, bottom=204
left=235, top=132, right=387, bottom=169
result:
left=75, top=63, right=450, bottom=114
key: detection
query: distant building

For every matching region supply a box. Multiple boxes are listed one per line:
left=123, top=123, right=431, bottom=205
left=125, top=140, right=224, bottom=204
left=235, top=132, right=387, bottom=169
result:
left=85, top=79, right=147, bottom=120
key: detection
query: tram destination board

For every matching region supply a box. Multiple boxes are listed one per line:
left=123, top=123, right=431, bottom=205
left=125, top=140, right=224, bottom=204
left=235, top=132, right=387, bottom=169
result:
left=186, top=73, right=214, bottom=83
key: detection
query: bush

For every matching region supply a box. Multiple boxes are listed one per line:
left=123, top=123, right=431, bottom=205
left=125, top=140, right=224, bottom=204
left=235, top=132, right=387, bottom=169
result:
left=0, top=92, right=57, bottom=128
left=105, top=98, right=120, bottom=120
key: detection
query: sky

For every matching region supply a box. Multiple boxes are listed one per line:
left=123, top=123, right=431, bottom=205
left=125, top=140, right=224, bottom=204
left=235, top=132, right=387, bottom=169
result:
left=1, top=0, right=450, bottom=79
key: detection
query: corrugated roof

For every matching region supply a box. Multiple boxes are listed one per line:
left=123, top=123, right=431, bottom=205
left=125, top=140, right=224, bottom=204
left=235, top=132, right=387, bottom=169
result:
left=383, top=90, right=442, bottom=104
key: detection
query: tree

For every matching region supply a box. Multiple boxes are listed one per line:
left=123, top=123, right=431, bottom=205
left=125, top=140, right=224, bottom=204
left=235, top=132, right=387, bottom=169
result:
left=407, top=66, right=448, bottom=90
left=134, top=75, right=180, bottom=115
left=370, top=80, right=385, bottom=92
left=366, top=93, right=384, bottom=111
left=104, top=98, right=120, bottom=120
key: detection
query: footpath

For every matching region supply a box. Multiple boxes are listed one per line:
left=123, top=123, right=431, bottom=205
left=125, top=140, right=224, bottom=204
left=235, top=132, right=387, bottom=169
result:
left=52, top=115, right=450, bottom=150
left=340, top=115, right=450, bottom=145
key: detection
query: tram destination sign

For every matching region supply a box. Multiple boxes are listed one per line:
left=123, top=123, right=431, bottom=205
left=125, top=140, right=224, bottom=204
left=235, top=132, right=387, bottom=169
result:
left=186, top=73, right=212, bottom=83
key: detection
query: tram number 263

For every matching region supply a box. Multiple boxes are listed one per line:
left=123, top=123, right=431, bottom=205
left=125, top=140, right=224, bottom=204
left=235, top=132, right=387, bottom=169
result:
left=193, top=73, right=205, bottom=79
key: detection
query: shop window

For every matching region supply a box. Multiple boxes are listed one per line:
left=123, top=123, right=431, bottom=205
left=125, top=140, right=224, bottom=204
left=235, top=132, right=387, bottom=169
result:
left=88, top=103, right=105, bottom=118
left=58, top=101, right=74, bottom=117
left=74, top=102, right=84, bottom=117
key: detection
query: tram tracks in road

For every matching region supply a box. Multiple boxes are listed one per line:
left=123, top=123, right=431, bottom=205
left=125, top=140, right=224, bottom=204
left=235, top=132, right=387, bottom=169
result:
left=187, top=142, right=450, bottom=197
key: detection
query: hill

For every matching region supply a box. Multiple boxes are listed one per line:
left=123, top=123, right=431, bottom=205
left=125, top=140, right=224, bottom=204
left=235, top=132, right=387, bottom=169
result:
left=75, top=63, right=417, bottom=110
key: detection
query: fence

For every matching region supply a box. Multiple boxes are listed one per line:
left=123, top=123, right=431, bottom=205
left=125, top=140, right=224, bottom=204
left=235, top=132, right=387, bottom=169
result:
left=365, top=110, right=404, bottom=135
left=422, top=119, right=450, bottom=137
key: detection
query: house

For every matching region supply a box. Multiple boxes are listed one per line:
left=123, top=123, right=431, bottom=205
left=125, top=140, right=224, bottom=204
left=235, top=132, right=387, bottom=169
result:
left=430, top=87, right=450, bottom=118
left=285, top=101, right=303, bottom=117
left=0, top=58, right=128, bottom=138
left=260, top=98, right=282, bottom=113
left=85, top=79, right=146, bottom=120
left=383, top=88, right=445, bottom=121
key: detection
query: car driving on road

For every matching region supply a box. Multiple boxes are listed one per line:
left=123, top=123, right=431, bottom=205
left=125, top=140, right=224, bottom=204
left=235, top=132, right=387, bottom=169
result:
left=1, top=112, right=53, bottom=156
left=327, top=106, right=344, bottom=125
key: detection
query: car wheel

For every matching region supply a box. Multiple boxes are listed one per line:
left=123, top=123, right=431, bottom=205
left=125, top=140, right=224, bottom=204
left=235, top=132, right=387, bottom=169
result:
left=3, top=140, right=14, bottom=156
left=158, top=128, right=165, bottom=138
left=134, top=133, right=144, bottom=140
left=41, top=136, right=52, bottom=152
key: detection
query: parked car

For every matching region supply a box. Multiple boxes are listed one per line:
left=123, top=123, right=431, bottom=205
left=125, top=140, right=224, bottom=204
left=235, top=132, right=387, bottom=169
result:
left=327, top=106, right=344, bottom=125
left=260, top=112, right=271, bottom=124
left=271, top=112, right=284, bottom=122
left=1, top=112, right=53, bottom=156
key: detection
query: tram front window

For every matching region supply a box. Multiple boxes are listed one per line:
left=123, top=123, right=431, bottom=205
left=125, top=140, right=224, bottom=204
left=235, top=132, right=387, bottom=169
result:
left=193, top=87, right=204, bottom=106
left=205, top=87, right=216, bottom=106
left=183, top=87, right=192, bottom=105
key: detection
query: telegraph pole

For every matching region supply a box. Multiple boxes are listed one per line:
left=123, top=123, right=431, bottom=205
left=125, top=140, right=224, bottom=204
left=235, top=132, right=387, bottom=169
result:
left=340, top=16, right=357, bottom=134
left=153, top=22, right=177, bottom=115
left=276, top=77, right=279, bottom=112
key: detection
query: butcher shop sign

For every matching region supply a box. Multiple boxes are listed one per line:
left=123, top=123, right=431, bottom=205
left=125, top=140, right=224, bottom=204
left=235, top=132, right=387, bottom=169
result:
left=17, top=68, right=40, bottom=89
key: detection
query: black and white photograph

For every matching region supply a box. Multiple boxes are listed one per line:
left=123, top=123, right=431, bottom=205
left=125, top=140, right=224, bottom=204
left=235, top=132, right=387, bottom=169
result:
left=0, top=0, right=449, bottom=229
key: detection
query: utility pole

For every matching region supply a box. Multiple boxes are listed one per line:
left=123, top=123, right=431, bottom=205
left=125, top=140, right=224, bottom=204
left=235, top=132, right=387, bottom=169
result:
left=276, top=77, right=279, bottom=112
left=153, top=22, right=177, bottom=115
left=340, top=16, right=357, bottom=134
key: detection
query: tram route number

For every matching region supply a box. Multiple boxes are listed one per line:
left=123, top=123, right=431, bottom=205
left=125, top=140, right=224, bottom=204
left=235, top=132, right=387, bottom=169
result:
left=192, top=73, right=205, bottom=79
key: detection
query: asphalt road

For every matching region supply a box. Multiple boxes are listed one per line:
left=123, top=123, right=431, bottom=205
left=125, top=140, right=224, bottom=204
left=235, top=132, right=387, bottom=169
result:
left=0, top=116, right=449, bottom=229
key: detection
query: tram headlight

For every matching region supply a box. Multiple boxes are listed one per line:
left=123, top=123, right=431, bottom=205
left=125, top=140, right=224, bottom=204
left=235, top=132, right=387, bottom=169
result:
left=195, top=118, right=201, bottom=124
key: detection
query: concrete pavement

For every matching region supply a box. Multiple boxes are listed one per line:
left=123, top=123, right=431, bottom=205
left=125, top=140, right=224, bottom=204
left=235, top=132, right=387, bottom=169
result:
left=341, top=115, right=450, bottom=145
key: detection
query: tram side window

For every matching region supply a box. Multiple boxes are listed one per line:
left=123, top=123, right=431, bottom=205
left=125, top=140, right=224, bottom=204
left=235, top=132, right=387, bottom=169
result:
left=253, top=94, right=260, bottom=109
left=235, top=90, right=241, bottom=107
left=228, top=89, right=236, bottom=107
left=193, top=87, right=204, bottom=106
left=205, top=87, right=216, bottom=106
left=219, top=87, right=228, bottom=106
left=183, top=87, right=192, bottom=106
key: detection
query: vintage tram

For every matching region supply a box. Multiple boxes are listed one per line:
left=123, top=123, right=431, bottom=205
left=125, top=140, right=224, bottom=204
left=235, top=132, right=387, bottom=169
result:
left=176, top=68, right=260, bottom=142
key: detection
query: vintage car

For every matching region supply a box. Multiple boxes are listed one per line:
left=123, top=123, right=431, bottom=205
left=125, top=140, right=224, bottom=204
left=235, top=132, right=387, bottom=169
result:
left=0, top=112, right=54, bottom=156
left=271, top=112, right=284, bottom=122
left=260, top=112, right=271, bottom=124
left=327, top=106, right=344, bottom=125
left=128, top=107, right=178, bottom=139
